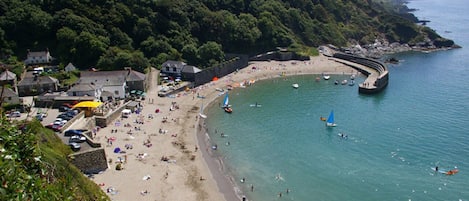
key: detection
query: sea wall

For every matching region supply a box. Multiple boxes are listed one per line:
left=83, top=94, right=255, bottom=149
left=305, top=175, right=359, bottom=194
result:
left=69, top=148, right=108, bottom=174
left=333, top=53, right=389, bottom=94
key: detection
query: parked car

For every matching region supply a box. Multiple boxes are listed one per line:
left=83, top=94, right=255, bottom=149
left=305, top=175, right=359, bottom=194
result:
left=64, top=129, right=84, bottom=136
left=59, top=106, right=70, bottom=112
left=54, top=118, right=67, bottom=125
left=57, top=114, right=73, bottom=121
left=6, top=111, right=21, bottom=118
left=46, top=124, right=62, bottom=132
left=35, top=113, right=46, bottom=121
left=69, top=135, right=86, bottom=143
left=69, top=142, right=81, bottom=151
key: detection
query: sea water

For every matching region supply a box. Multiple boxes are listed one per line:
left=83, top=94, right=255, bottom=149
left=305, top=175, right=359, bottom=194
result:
left=205, top=1, right=469, bottom=200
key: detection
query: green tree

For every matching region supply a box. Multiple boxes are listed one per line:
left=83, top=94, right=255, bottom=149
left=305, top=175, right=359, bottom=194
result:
left=74, top=31, right=110, bottom=68
left=198, top=41, right=224, bottom=68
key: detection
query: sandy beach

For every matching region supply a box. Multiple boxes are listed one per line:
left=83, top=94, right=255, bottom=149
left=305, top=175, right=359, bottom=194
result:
left=90, top=54, right=357, bottom=201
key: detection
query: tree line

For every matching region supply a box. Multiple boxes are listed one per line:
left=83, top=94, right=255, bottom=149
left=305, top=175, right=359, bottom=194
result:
left=0, top=0, right=445, bottom=72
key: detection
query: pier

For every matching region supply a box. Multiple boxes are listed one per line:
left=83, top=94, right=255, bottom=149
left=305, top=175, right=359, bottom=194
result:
left=332, top=52, right=389, bottom=94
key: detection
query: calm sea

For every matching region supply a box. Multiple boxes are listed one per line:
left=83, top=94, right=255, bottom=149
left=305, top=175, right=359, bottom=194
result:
left=205, top=1, right=469, bottom=200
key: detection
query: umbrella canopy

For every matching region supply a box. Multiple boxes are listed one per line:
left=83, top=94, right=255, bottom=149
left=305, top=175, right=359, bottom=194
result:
left=72, top=101, right=103, bottom=108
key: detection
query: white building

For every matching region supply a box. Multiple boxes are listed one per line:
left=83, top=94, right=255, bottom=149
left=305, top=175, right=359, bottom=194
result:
left=24, top=49, right=54, bottom=66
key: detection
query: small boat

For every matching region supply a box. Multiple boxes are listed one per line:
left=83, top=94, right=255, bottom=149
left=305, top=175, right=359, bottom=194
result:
left=446, top=169, right=459, bottom=175
left=292, top=83, right=299, bottom=89
left=334, top=80, right=339, bottom=85
left=221, top=93, right=231, bottom=108
left=323, top=75, right=330, bottom=80
left=222, top=93, right=233, bottom=113
left=348, top=80, right=355, bottom=86
left=224, top=107, right=233, bottom=113
left=320, top=117, right=327, bottom=121
left=250, top=103, right=262, bottom=107
left=341, top=80, right=348, bottom=85
left=350, top=74, right=355, bottom=80
left=216, top=88, right=224, bottom=92
left=199, top=101, right=207, bottom=119
left=326, top=110, right=337, bottom=127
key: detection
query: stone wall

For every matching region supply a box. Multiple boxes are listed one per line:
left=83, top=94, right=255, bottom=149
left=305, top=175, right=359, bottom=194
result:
left=95, top=103, right=129, bottom=128
left=193, top=54, right=249, bottom=87
left=69, top=148, right=108, bottom=174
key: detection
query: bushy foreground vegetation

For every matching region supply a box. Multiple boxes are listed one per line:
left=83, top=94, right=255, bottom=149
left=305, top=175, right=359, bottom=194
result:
left=0, top=118, right=108, bottom=200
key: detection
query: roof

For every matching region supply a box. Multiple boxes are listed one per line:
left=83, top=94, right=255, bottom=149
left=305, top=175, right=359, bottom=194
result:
left=0, top=86, right=18, bottom=97
left=80, top=69, right=145, bottom=83
left=68, top=83, right=97, bottom=92
left=162, top=60, right=186, bottom=69
left=64, top=63, right=76, bottom=72
left=181, top=65, right=202, bottom=74
left=0, top=70, right=17, bottom=81
left=17, top=72, right=59, bottom=86
left=125, top=70, right=146, bottom=81
left=79, top=76, right=126, bottom=86
left=27, top=51, right=49, bottom=58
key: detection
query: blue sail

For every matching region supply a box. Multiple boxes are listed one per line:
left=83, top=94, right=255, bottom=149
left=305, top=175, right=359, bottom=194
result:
left=222, top=93, right=229, bottom=108
left=326, top=110, right=336, bottom=127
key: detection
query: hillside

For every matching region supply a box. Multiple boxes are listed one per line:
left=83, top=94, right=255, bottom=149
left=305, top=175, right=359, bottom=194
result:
left=0, top=0, right=455, bottom=71
left=0, top=118, right=109, bottom=200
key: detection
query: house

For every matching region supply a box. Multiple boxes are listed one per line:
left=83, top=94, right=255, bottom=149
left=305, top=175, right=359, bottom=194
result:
left=180, top=65, right=201, bottom=81
left=78, top=71, right=127, bottom=99
left=0, top=70, right=17, bottom=87
left=17, top=72, right=59, bottom=97
left=66, top=83, right=102, bottom=101
left=64, top=62, right=77, bottom=72
left=123, top=67, right=146, bottom=92
left=24, top=49, right=54, bottom=66
left=161, top=60, right=186, bottom=77
left=0, top=86, right=20, bottom=105
left=77, top=68, right=146, bottom=99
left=161, top=60, right=201, bottom=81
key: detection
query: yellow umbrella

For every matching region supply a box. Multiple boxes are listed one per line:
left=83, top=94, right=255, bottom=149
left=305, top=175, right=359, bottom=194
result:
left=72, top=101, right=103, bottom=108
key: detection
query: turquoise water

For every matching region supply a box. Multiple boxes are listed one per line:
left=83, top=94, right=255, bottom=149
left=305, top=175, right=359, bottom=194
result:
left=205, top=1, right=469, bottom=200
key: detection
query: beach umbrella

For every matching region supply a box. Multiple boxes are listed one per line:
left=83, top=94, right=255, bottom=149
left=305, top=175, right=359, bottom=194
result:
left=113, top=147, right=121, bottom=153
left=212, top=77, right=219, bottom=81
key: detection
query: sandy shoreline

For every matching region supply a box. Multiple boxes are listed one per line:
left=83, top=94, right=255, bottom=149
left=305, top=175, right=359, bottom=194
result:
left=89, top=54, right=357, bottom=201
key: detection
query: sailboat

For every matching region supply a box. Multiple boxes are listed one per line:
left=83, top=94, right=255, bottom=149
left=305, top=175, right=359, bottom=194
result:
left=326, top=110, right=337, bottom=127
left=222, top=93, right=233, bottom=113
left=199, top=101, right=207, bottom=119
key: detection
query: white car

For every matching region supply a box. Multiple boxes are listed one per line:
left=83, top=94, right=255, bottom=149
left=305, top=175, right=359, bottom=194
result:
left=7, top=111, right=21, bottom=118
left=69, top=142, right=81, bottom=151
left=69, top=135, right=86, bottom=143
left=54, top=118, right=67, bottom=125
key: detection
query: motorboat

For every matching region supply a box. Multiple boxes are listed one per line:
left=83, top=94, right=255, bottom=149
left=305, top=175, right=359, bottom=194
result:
left=292, top=83, right=299, bottom=89
left=323, top=75, right=330, bottom=80
left=341, top=79, right=348, bottom=85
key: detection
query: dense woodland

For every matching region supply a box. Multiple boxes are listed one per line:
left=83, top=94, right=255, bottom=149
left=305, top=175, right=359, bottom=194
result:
left=0, top=0, right=450, bottom=72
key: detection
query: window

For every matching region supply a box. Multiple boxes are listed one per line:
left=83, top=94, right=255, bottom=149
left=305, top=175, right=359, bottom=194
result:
left=114, top=90, right=119, bottom=95
left=173, top=67, right=177, bottom=72
left=166, top=67, right=169, bottom=72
